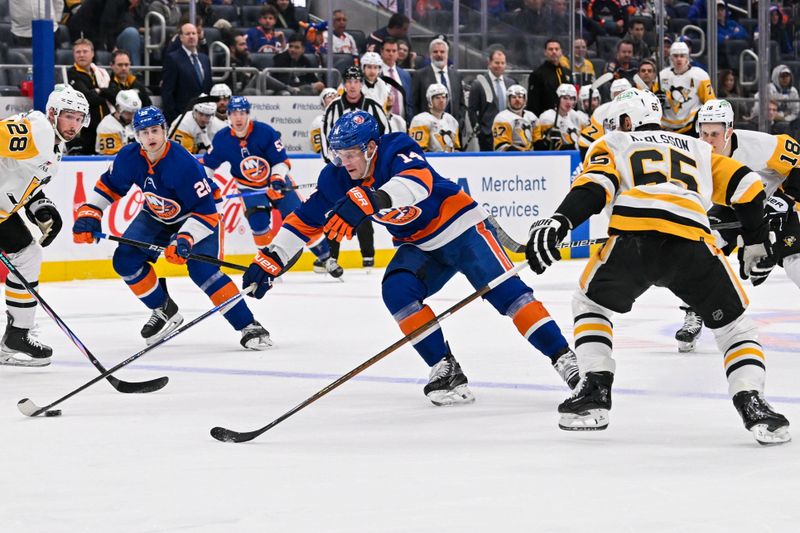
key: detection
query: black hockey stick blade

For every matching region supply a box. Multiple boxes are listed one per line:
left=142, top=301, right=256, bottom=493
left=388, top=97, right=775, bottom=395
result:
left=106, top=374, right=169, bottom=394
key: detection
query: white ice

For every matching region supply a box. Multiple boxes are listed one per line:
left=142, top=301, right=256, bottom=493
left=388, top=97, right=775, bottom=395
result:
left=2, top=259, right=800, bottom=533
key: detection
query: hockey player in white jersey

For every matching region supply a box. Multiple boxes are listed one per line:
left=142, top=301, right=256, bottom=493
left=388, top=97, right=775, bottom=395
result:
left=526, top=88, right=790, bottom=445
left=535, top=84, right=586, bottom=151
left=1, top=85, right=89, bottom=366
left=673, top=98, right=800, bottom=351
left=578, top=78, right=631, bottom=152
left=659, top=41, right=715, bottom=135
left=579, top=85, right=601, bottom=117
left=360, top=52, right=390, bottom=110
left=408, top=83, right=460, bottom=152
left=169, top=98, right=215, bottom=154
left=310, top=87, right=338, bottom=154
left=492, top=84, right=537, bottom=151
left=95, top=89, right=141, bottom=155
left=208, top=84, right=231, bottom=138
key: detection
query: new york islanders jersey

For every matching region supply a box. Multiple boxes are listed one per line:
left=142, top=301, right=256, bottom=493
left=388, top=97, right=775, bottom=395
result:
left=659, top=66, right=715, bottom=133
left=0, top=111, right=61, bottom=223
left=95, top=114, right=135, bottom=155
left=578, top=130, right=763, bottom=243
left=729, top=129, right=800, bottom=198
left=537, top=109, right=586, bottom=149
left=169, top=114, right=212, bottom=154
left=90, top=141, right=220, bottom=242
left=202, top=121, right=289, bottom=189
left=309, top=114, right=324, bottom=153
left=492, top=109, right=537, bottom=151
left=408, top=112, right=460, bottom=152
left=269, top=133, right=486, bottom=263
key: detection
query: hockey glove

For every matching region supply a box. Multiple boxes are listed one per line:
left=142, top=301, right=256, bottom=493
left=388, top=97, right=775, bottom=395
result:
left=526, top=215, right=570, bottom=275
left=764, top=192, right=792, bottom=234
left=243, top=248, right=284, bottom=298
left=737, top=231, right=776, bottom=285
left=72, top=204, right=103, bottom=244
left=165, top=233, right=194, bottom=265
left=25, top=195, right=62, bottom=247
left=655, top=90, right=668, bottom=109
left=324, top=186, right=378, bottom=242
left=269, top=173, right=286, bottom=191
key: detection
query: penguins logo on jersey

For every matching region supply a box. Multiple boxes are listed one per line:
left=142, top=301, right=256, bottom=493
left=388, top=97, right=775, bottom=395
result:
left=239, top=155, right=271, bottom=185
left=375, top=206, right=422, bottom=225
left=143, top=192, right=181, bottom=220
left=668, top=85, right=691, bottom=113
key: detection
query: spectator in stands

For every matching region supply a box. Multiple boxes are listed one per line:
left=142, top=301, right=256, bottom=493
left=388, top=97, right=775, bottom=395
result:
left=324, top=9, right=359, bottom=55
left=366, top=13, right=410, bottom=53
left=66, top=0, right=146, bottom=64
left=686, top=0, right=708, bottom=22
left=604, top=39, right=638, bottom=84
left=565, top=38, right=595, bottom=87
left=380, top=37, right=413, bottom=124
left=769, top=6, right=794, bottom=56
left=752, top=65, right=800, bottom=127
left=717, top=68, right=748, bottom=119
left=273, top=34, right=324, bottom=95
left=527, top=38, right=572, bottom=116
left=161, top=23, right=213, bottom=123
left=513, top=0, right=549, bottom=35
left=67, top=38, right=110, bottom=155
left=397, top=39, right=415, bottom=69
left=99, top=49, right=152, bottom=109
left=636, top=58, right=658, bottom=91
left=416, top=0, right=446, bottom=20
left=469, top=49, right=516, bottom=152
left=268, top=0, right=303, bottom=32
left=411, top=38, right=465, bottom=130
left=9, top=0, right=62, bottom=47
left=246, top=5, right=287, bottom=53
left=587, top=0, right=627, bottom=37
left=228, top=34, right=256, bottom=94
left=717, top=1, right=748, bottom=44
left=148, top=0, right=181, bottom=26
left=625, top=19, right=651, bottom=60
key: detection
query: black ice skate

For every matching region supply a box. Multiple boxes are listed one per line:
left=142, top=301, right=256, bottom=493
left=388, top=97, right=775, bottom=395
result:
left=675, top=306, right=703, bottom=353
left=424, top=348, right=475, bottom=406
left=313, top=257, right=344, bottom=278
left=733, top=390, right=791, bottom=445
left=362, top=256, right=374, bottom=270
left=552, top=348, right=580, bottom=389
left=240, top=321, right=273, bottom=350
left=1, top=313, right=52, bottom=367
left=141, top=283, right=183, bottom=345
left=558, top=371, right=614, bottom=431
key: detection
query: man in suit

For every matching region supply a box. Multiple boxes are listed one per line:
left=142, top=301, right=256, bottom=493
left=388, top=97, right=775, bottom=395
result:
left=380, top=37, right=412, bottom=124
left=411, top=38, right=464, bottom=133
left=161, top=23, right=213, bottom=123
left=468, top=49, right=516, bottom=151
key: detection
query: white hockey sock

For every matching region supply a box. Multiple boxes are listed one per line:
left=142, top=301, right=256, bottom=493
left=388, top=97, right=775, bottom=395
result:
left=572, top=290, right=616, bottom=375
left=4, top=242, right=42, bottom=330
left=782, top=254, right=800, bottom=289
left=711, top=314, right=766, bottom=396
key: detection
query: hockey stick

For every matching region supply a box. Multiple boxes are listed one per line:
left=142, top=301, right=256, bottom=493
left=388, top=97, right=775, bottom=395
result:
left=94, top=233, right=247, bottom=272
left=0, top=251, right=168, bottom=394
left=222, top=182, right=317, bottom=200
left=17, top=288, right=251, bottom=417
left=487, top=216, right=608, bottom=253
left=591, top=72, right=614, bottom=92
left=210, top=261, right=529, bottom=443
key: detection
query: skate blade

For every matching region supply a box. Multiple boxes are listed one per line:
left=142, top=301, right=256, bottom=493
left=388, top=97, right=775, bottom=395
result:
left=751, top=424, right=792, bottom=446
left=0, top=354, right=51, bottom=367
left=312, top=266, right=327, bottom=274
left=677, top=340, right=697, bottom=353
left=243, top=335, right=274, bottom=351
left=558, top=409, right=609, bottom=431
left=427, top=384, right=475, bottom=406
left=144, top=315, right=185, bottom=346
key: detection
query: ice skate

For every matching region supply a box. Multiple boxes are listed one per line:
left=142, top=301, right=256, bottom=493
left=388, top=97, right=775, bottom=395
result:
left=141, top=292, right=183, bottom=345
left=552, top=348, right=580, bottom=389
left=558, top=371, right=613, bottom=431
left=362, top=256, right=374, bottom=273
left=240, top=321, right=273, bottom=350
left=1, top=314, right=52, bottom=367
left=313, top=257, right=344, bottom=279
left=424, top=349, right=475, bottom=406
left=675, top=306, right=702, bottom=353
left=733, top=390, right=791, bottom=445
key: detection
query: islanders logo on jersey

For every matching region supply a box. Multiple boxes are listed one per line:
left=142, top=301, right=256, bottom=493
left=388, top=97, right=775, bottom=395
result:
left=239, top=155, right=271, bottom=186
left=375, top=206, right=422, bottom=225
left=143, top=192, right=181, bottom=220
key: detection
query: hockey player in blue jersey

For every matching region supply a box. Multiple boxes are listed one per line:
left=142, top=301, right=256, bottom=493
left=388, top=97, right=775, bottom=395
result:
left=240, top=110, right=580, bottom=405
left=72, top=106, right=271, bottom=350
left=201, top=96, right=343, bottom=279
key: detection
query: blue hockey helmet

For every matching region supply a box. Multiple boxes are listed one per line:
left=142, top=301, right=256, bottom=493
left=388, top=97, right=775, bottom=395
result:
left=227, top=96, right=252, bottom=114
left=328, top=110, right=380, bottom=154
left=133, top=106, right=166, bottom=131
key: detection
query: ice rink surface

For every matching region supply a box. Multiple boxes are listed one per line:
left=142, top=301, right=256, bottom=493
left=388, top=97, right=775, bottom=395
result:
left=2, top=259, right=799, bottom=533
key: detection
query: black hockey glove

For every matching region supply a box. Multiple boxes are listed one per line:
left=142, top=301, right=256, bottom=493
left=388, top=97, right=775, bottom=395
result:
left=764, top=192, right=792, bottom=234
left=654, top=90, right=668, bottom=109
left=737, top=231, right=776, bottom=286
left=25, top=194, right=62, bottom=247
left=526, top=214, right=570, bottom=274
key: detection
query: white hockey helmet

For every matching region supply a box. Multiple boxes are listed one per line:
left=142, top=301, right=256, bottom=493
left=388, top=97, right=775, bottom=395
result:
left=607, top=88, right=662, bottom=131
left=360, top=52, right=383, bottom=67
left=47, top=84, right=91, bottom=127
left=507, top=84, right=527, bottom=100
left=696, top=98, right=735, bottom=131
left=556, top=83, right=577, bottom=99
left=210, top=83, right=232, bottom=99
left=670, top=41, right=690, bottom=56
left=319, top=87, right=338, bottom=106
left=115, top=89, right=142, bottom=114
left=193, top=95, right=216, bottom=116
left=579, top=85, right=600, bottom=106
left=610, top=78, right=633, bottom=98
left=426, top=82, right=449, bottom=106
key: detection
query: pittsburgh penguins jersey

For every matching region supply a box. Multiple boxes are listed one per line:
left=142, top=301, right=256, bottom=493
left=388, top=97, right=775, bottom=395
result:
left=388, top=113, right=407, bottom=134
left=269, top=132, right=487, bottom=264
left=408, top=112, right=460, bottom=152
left=362, top=78, right=391, bottom=111
left=0, top=111, right=61, bottom=223
left=90, top=141, right=220, bottom=243
left=659, top=66, right=715, bottom=133
left=208, top=115, right=229, bottom=139
left=309, top=114, right=324, bottom=154
left=95, top=114, right=135, bottom=155
left=578, top=101, right=614, bottom=150
left=202, top=120, right=289, bottom=190
left=537, top=109, right=586, bottom=150
left=728, top=130, right=800, bottom=199
left=169, top=113, right=212, bottom=155
left=577, top=130, right=763, bottom=244
left=492, top=109, right=538, bottom=151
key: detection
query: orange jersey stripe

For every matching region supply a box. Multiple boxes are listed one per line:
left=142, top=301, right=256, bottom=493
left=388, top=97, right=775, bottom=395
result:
left=210, top=281, right=240, bottom=306
left=129, top=266, right=158, bottom=297
left=511, top=301, right=550, bottom=337
left=284, top=213, right=324, bottom=241
left=398, top=305, right=437, bottom=336
left=192, top=212, right=220, bottom=228
left=476, top=221, right=514, bottom=271
left=96, top=180, right=122, bottom=202
left=398, top=190, right=475, bottom=243
left=397, top=168, right=434, bottom=192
